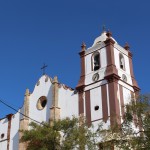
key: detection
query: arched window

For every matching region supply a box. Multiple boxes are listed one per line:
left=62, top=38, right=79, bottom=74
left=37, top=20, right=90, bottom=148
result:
left=92, top=52, right=100, bottom=71
left=119, top=53, right=125, bottom=70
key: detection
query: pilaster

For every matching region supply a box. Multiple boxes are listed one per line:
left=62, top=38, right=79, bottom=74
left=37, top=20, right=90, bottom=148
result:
left=103, top=32, right=120, bottom=125
left=19, top=89, right=30, bottom=150
left=124, top=43, right=140, bottom=93
left=6, top=114, right=13, bottom=150
left=50, top=76, right=60, bottom=125
left=104, top=31, right=118, bottom=78
left=107, top=76, right=121, bottom=126
left=76, top=42, right=86, bottom=91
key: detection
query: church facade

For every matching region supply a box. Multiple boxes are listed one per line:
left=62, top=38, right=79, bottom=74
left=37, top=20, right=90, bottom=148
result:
left=0, top=31, right=140, bottom=150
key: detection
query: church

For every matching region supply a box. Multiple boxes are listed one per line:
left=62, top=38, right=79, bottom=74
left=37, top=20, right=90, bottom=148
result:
left=0, top=30, right=140, bottom=150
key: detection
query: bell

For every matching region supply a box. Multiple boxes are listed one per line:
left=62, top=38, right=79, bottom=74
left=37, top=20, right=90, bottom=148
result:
left=94, top=62, right=99, bottom=71
left=120, top=64, right=123, bottom=69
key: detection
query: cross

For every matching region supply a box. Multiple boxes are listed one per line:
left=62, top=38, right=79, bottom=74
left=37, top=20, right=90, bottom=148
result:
left=41, top=63, right=48, bottom=75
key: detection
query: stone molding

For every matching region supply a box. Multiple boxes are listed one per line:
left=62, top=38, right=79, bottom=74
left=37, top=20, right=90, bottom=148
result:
left=6, top=114, right=13, bottom=150
left=50, top=77, right=60, bottom=125
left=76, top=43, right=86, bottom=91
left=18, top=89, right=30, bottom=150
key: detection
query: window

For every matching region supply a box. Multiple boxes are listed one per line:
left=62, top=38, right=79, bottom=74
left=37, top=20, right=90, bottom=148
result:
left=1, top=133, right=4, bottom=139
left=37, top=96, right=47, bottom=110
left=119, top=53, right=125, bottom=70
left=92, top=52, right=100, bottom=71
left=95, top=105, right=99, bottom=111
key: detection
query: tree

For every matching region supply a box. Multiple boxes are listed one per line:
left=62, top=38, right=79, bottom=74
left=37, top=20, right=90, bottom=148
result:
left=21, top=95, right=150, bottom=150
left=99, top=95, right=150, bottom=150
left=20, top=117, right=100, bottom=150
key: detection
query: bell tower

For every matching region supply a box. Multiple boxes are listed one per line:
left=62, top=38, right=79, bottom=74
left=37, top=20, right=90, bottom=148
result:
left=76, top=30, right=140, bottom=126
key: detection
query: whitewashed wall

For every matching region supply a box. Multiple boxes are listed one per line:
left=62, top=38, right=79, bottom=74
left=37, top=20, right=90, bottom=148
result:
left=58, top=87, right=78, bottom=119
left=9, top=112, right=20, bottom=150
left=90, top=86, right=102, bottom=121
left=85, top=47, right=107, bottom=86
left=0, top=140, right=7, bottom=150
left=0, top=118, right=8, bottom=149
left=100, top=47, right=107, bottom=68
left=114, top=47, right=132, bottom=85
left=123, top=87, right=132, bottom=105
left=29, top=75, right=53, bottom=123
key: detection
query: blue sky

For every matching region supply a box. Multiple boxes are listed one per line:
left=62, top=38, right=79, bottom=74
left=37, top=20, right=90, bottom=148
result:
left=0, top=0, right=149, bottom=118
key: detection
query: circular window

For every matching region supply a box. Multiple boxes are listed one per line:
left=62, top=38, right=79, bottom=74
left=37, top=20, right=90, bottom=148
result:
left=95, top=105, right=99, bottom=111
left=1, top=133, right=4, bottom=139
left=37, top=96, right=47, bottom=110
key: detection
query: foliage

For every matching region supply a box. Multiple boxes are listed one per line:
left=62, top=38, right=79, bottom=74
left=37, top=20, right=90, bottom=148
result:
left=21, top=95, right=150, bottom=150
left=99, top=95, right=150, bottom=150
left=20, top=117, right=100, bottom=150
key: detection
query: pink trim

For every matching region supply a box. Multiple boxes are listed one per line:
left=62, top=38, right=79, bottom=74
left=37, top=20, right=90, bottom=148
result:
left=101, top=85, right=108, bottom=122
left=85, top=90, right=91, bottom=126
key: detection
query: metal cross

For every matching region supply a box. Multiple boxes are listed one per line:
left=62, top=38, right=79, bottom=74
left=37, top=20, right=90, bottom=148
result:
left=41, top=63, right=48, bottom=75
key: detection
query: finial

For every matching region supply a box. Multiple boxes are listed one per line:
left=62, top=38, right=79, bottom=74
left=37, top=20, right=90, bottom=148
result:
left=53, top=76, right=58, bottom=83
left=25, top=88, right=30, bottom=96
left=102, top=24, right=106, bottom=32
left=124, top=42, right=130, bottom=50
left=81, top=42, right=86, bottom=51
left=6, top=114, right=13, bottom=120
left=106, top=29, right=112, bottom=37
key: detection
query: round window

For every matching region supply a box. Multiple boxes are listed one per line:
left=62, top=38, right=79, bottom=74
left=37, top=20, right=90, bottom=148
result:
left=37, top=96, right=47, bottom=110
left=1, top=133, right=4, bottom=139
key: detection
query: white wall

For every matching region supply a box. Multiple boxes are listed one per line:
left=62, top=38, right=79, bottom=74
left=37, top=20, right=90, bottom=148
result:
left=114, top=47, right=132, bottom=85
left=123, top=87, right=131, bottom=105
left=90, top=86, right=103, bottom=121
left=100, top=47, right=107, bottom=68
left=58, top=87, right=78, bottom=119
left=0, top=140, right=7, bottom=150
left=85, top=47, right=107, bottom=86
left=29, top=75, right=53, bottom=124
left=9, top=112, right=20, bottom=150
left=0, top=118, right=8, bottom=149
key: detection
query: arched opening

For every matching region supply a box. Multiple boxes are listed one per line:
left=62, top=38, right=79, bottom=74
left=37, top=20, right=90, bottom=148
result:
left=119, top=53, right=125, bottom=70
left=92, top=52, right=100, bottom=71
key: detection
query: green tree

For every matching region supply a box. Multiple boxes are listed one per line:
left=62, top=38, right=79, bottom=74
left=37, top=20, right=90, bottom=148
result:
left=20, top=117, right=100, bottom=150
left=99, top=95, right=150, bottom=150
left=21, top=95, right=150, bottom=150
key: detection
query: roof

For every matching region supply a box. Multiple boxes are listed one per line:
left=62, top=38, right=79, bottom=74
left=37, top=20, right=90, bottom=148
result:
left=92, top=31, right=117, bottom=47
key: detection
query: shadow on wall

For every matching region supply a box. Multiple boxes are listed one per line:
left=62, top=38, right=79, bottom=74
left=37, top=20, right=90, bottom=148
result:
left=12, top=131, right=19, bottom=150
left=46, top=84, right=53, bottom=123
